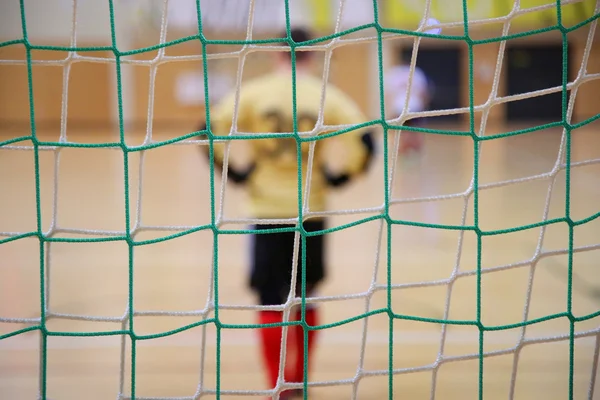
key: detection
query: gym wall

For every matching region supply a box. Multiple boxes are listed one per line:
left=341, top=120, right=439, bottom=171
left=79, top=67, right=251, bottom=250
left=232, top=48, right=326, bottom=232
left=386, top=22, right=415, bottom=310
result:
left=0, top=28, right=597, bottom=131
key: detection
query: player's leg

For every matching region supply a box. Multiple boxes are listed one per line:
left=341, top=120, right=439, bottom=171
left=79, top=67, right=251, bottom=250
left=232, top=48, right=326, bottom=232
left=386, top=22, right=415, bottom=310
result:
left=256, top=299, right=285, bottom=391
left=289, top=294, right=318, bottom=393
left=250, top=225, right=304, bottom=394
left=289, top=219, right=326, bottom=391
left=250, top=226, right=291, bottom=391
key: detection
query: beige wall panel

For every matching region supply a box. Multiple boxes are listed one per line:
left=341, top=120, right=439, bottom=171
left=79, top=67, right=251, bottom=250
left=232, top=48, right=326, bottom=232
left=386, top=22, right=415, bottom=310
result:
left=328, top=41, right=371, bottom=116
left=0, top=24, right=595, bottom=131
left=131, top=34, right=372, bottom=129
left=570, top=35, right=600, bottom=123
left=0, top=46, right=62, bottom=127
left=0, top=44, right=112, bottom=129
left=132, top=39, right=203, bottom=130
left=131, top=38, right=266, bottom=129
left=462, top=41, right=506, bottom=127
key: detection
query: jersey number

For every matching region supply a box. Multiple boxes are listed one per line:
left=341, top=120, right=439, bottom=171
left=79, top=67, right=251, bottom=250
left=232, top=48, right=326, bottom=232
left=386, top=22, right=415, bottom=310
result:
left=261, top=110, right=317, bottom=160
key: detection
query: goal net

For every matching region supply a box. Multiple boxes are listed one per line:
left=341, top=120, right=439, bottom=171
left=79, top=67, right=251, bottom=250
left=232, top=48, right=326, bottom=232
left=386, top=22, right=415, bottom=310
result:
left=1, top=0, right=599, bottom=399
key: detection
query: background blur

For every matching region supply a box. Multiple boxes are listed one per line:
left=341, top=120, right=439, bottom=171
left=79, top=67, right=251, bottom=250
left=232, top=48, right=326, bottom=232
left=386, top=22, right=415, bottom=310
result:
left=1, top=1, right=600, bottom=400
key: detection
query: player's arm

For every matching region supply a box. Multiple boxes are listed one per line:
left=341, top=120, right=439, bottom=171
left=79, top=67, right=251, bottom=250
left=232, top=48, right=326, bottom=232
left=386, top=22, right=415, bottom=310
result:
left=199, top=91, right=256, bottom=184
left=322, top=89, right=376, bottom=188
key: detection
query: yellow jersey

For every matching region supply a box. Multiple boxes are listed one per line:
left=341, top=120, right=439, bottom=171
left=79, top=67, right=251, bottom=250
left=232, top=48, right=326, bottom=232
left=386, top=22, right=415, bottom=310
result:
left=209, top=69, right=372, bottom=219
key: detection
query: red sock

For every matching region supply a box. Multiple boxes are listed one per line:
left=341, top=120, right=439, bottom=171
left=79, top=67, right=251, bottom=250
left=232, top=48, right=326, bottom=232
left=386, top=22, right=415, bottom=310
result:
left=291, top=308, right=318, bottom=383
left=258, top=311, right=284, bottom=389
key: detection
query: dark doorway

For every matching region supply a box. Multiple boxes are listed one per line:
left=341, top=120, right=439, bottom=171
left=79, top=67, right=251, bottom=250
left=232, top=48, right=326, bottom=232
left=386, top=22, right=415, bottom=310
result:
left=401, top=46, right=462, bottom=122
left=505, top=43, right=571, bottom=122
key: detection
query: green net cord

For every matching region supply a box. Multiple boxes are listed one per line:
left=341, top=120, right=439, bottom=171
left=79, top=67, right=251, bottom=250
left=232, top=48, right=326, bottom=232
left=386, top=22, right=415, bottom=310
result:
left=0, top=0, right=599, bottom=399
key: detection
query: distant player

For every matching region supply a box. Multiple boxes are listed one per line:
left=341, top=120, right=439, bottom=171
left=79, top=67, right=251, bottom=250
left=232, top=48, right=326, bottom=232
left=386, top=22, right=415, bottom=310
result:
left=385, top=46, right=432, bottom=155
left=200, top=28, right=375, bottom=398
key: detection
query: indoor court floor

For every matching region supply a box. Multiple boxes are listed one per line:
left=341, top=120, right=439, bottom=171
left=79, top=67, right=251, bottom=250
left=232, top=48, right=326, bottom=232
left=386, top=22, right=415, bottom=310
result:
left=1, top=122, right=599, bottom=399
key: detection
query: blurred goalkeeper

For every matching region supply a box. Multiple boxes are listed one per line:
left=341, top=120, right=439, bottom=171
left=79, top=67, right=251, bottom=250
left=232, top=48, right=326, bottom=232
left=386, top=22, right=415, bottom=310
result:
left=200, top=27, right=375, bottom=398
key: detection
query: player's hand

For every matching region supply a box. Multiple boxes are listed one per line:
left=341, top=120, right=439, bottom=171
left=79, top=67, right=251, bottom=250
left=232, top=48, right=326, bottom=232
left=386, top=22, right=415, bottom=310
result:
left=206, top=151, right=256, bottom=185
left=227, top=163, right=256, bottom=184
left=354, top=130, right=376, bottom=174
left=360, top=131, right=375, bottom=166
left=322, top=167, right=351, bottom=188
left=205, top=147, right=256, bottom=185
left=197, top=122, right=256, bottom=185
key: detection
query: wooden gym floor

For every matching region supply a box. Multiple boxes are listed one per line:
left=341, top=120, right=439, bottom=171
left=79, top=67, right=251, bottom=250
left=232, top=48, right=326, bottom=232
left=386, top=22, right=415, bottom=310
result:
left=1, top=122, right=599, bottom=399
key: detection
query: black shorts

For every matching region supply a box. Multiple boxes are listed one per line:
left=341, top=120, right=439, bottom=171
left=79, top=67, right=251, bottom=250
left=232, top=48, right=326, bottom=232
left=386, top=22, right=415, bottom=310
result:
left=249, top=220, right=326, bottom=306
